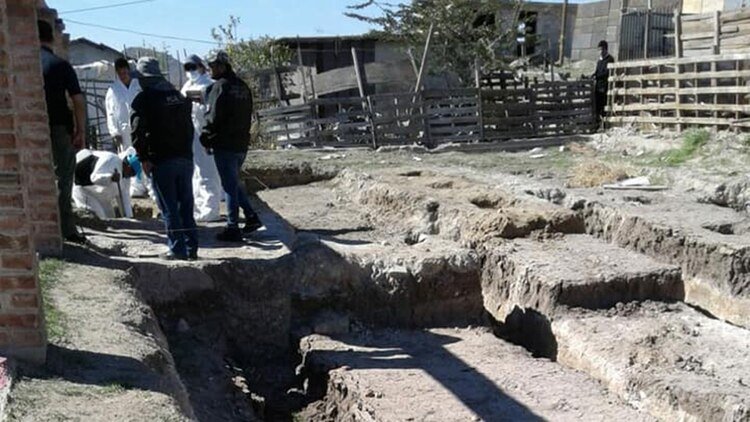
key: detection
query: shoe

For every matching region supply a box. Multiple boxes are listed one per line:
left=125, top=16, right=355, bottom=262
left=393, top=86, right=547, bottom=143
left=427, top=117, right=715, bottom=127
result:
left=65, top=233, right=87, bottom=245
left=187, top=251, right=198, bottom=261
left=216, top=228, right=243, bottom=242
left=242, top=218, right=263, bottom=235
left=160, top=251, right=187, bottom=261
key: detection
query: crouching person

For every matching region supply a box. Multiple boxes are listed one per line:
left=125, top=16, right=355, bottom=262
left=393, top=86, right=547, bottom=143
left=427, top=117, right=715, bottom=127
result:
left=72, top=147, right=139, bottom=219
left=200, top=51, right=262, bottom=243
left=131, top=57, right=198, bottom=261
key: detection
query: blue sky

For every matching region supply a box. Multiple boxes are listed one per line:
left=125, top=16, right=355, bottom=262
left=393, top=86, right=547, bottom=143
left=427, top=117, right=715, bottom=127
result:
left=50, top=0, right=378, bottom=57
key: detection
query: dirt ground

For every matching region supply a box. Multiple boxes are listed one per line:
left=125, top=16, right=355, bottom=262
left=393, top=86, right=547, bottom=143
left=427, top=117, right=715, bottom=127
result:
left=7, top=128, right=750, bottom=421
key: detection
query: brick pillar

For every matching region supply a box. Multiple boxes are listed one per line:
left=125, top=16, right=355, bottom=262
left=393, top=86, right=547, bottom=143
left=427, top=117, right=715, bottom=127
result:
left=0, top=0, right=57, bottom=363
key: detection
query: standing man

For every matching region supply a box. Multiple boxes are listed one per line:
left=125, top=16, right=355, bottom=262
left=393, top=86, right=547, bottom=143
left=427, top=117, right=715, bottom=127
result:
left=38, top=20, right=87, bottom=244
left=592, top=40, right=615, bottom=126
left=181, top=54, right=222, bottom=222
left=201, top=51, right=262, bottom=242
left=105, top=58, right=141, bottom=153
left=131, top=58, right=198, bottom=260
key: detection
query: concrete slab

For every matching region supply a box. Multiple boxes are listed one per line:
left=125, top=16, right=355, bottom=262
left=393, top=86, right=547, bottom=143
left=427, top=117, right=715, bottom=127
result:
left=554, top=302, right=750, bottom=421
left=482, top=235, right=683, bottom=324
left=299, top=328, right=652, bottom=421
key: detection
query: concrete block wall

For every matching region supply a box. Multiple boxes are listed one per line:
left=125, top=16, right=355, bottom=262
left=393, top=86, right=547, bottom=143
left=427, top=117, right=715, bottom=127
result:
left=0, top=0, right=61, bottom=363
left=570, top=0, right=624, bottom=61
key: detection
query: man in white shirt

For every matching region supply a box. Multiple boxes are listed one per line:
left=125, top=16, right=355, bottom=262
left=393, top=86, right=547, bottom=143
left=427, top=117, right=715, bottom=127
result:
left=72, top=147, right=140, bottom=219
left=181, top=54, right=222, bottom=222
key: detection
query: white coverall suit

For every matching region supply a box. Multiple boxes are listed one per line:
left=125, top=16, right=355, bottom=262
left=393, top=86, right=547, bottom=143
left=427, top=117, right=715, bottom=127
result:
left=181, top=72, right=222, bottom=222
left=72, top=149, right=133, bottom=219
left=105, top=77, right=154, bottom=199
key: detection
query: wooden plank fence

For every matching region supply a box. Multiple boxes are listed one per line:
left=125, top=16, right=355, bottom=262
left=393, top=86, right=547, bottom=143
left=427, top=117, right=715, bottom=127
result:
left=606, top=53, right=750, bottom=131
left=259, top=74, right=596, bottom=149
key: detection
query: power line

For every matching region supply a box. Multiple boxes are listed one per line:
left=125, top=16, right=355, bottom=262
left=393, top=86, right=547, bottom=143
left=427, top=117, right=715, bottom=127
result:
left=65, top=19, right=216, bottom=45
left=60, top=0, right=156, bottom=14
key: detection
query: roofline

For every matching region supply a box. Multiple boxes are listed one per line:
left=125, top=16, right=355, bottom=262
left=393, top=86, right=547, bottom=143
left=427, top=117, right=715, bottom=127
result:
left=276, top=34, right=384, bottom=44
left=70, top=37, right=126, bottom=58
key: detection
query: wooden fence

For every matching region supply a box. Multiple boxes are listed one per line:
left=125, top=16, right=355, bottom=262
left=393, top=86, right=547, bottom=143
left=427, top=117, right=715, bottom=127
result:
left=258, top=76, right=596, bottom=149
left=606, top=53, right=750, bottom=131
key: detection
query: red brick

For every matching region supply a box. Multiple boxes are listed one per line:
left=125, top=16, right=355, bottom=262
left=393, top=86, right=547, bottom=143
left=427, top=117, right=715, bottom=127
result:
left=0, top=275, right=36, bottom=290
left=0, top=253, right=33, bottom=270
left=9, top=330, right=43, bottom=348
left=0, top=133, right=16, bottom=148
left=0, top=315, right=38, bottom=328
left=0, top=192, right=23, bottom=208
left=0, top=234, right=29, bottom=250
left=0, top=216, right=26, bottom=231
left=0, top=114, right=13, bottom=131
left=0, top=152, right=19, bottom=171
left=11, top=293, right=38, bottom=308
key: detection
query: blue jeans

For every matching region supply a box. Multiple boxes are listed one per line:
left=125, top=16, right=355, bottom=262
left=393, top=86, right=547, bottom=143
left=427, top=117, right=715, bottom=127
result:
left=213, top=149, right=258, bottom=229
left=152, top=158, right=198, bottom=257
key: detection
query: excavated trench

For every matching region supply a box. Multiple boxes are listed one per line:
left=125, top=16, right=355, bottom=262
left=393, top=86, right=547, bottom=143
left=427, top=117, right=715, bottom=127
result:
left=86, top=164, right=750, bottom=421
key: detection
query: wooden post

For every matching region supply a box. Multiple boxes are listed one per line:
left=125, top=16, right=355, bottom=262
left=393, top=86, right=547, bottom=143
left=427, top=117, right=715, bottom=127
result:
left=558, top=0, right=568, bottom=65
left=712, top=11, right=720, bottom=120
left=407, top=48, right=420, bottom=78
left=297, top=37, right=309, bottom=103
left=414, top=23, right=434, bottom=93
left=644, top=0, right=652, bottom=59
left=474, top=57, right=481, bottom=88
left=674, top=8, right=683, bottom=132
left=351, top=47, right=366, bottom=98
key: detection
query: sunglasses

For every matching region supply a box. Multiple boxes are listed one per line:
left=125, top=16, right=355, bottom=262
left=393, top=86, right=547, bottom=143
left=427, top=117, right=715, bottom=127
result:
left=183, top=63, right=198, bottom=71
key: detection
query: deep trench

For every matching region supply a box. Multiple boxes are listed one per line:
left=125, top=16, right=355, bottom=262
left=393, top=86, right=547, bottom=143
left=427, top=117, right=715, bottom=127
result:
left=134, top=175, right=744, bottom=420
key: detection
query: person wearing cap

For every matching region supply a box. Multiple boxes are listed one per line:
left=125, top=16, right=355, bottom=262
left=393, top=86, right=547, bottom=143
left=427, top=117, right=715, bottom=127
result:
left=200, top=51, right=262, bottom=243
left=592, top=40, right=615, bottom=126
left=38, top=20, right=87, bottom=244
left=72, top=147, right=139, bottom=219
left=181, top=54, right=222, bottom=223
left=131, top=57, right=198, bottom=260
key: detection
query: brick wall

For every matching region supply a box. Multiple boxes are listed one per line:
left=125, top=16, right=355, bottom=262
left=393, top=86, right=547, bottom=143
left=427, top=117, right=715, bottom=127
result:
left=0, top=0, right=63, bottom=363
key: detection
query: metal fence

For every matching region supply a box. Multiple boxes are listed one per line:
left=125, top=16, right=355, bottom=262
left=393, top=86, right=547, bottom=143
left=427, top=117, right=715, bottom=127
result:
left=79, top=78, right=116, bottom=151
left=619, top=8, right=676, bottom=61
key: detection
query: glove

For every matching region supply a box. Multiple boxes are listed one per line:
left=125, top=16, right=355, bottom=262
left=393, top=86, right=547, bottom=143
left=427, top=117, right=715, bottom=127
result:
left=199, top=132, right=211, bottom=149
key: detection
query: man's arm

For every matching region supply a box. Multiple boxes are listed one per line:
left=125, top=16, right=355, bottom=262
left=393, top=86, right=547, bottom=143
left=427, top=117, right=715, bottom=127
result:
left=71, top=93, right=86, bottom=150
left=130, top=93, right=152, bottom=174
left=200, top=81, right=225, bottom=148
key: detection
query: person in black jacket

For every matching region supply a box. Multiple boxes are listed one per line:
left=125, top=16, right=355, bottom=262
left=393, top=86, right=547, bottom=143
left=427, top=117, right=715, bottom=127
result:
left=200, top=51, right=262, bottom=243
left=131, top=57, right=198, bottom=260
left=592, top=40, right=615, bottom=126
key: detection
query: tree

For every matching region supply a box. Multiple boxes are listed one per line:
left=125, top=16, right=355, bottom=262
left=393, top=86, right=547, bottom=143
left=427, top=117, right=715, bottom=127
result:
left=211, top=16, right=294, bottom=73
left=345, top=0, right=523, bottom=86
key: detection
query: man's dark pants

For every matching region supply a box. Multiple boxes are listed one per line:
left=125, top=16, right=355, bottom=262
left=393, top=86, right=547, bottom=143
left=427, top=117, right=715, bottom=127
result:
left=594, top=90, right=608, bottom=124
left=50, top=125, right=77, bottom=238
left=213, top=148, right=258, bottom=229
left=151, top=157, right=198, bottom=257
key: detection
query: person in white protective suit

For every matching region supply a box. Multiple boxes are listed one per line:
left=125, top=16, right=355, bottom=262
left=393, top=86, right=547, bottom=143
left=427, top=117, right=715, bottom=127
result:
left=105, top=58, right=140, bottom=152
left=72, top=147, right=140, bottom=219
left=181, top=54, right=222, bottom=222
left=105, top=58, right=155, bottom=200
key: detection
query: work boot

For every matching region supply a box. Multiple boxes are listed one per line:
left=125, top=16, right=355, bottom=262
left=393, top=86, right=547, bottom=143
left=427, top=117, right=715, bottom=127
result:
left=216, top=227, right=243, bottom=243
left=242, top=218, right=263, bottom=235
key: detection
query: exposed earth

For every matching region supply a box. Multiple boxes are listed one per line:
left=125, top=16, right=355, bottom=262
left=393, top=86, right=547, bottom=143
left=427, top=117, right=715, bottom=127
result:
left=5, top=129, right=750, bottom=421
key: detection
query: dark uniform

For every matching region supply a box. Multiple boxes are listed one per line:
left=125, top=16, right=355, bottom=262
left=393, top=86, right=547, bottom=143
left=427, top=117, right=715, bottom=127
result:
left=131, top=75, right=197, bottom=259
left=41, top=46, right=82, bottom=238
left=593, top=52, right=615, bottom=123
left=201, top=67, right=259, bottom=239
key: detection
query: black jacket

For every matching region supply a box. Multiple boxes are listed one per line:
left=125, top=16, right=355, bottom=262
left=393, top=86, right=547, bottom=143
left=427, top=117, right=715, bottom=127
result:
left=200, top=70, right=253, bottom=152
left=593, top=53, right=615, bottom=93
left=131, top=79, right=194, bottom=164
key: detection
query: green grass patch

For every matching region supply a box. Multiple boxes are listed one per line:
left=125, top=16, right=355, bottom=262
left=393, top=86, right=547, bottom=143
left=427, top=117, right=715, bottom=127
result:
left=662, top=129, right=710, bottom=166
left=38, top=259, right=67, bottom=342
